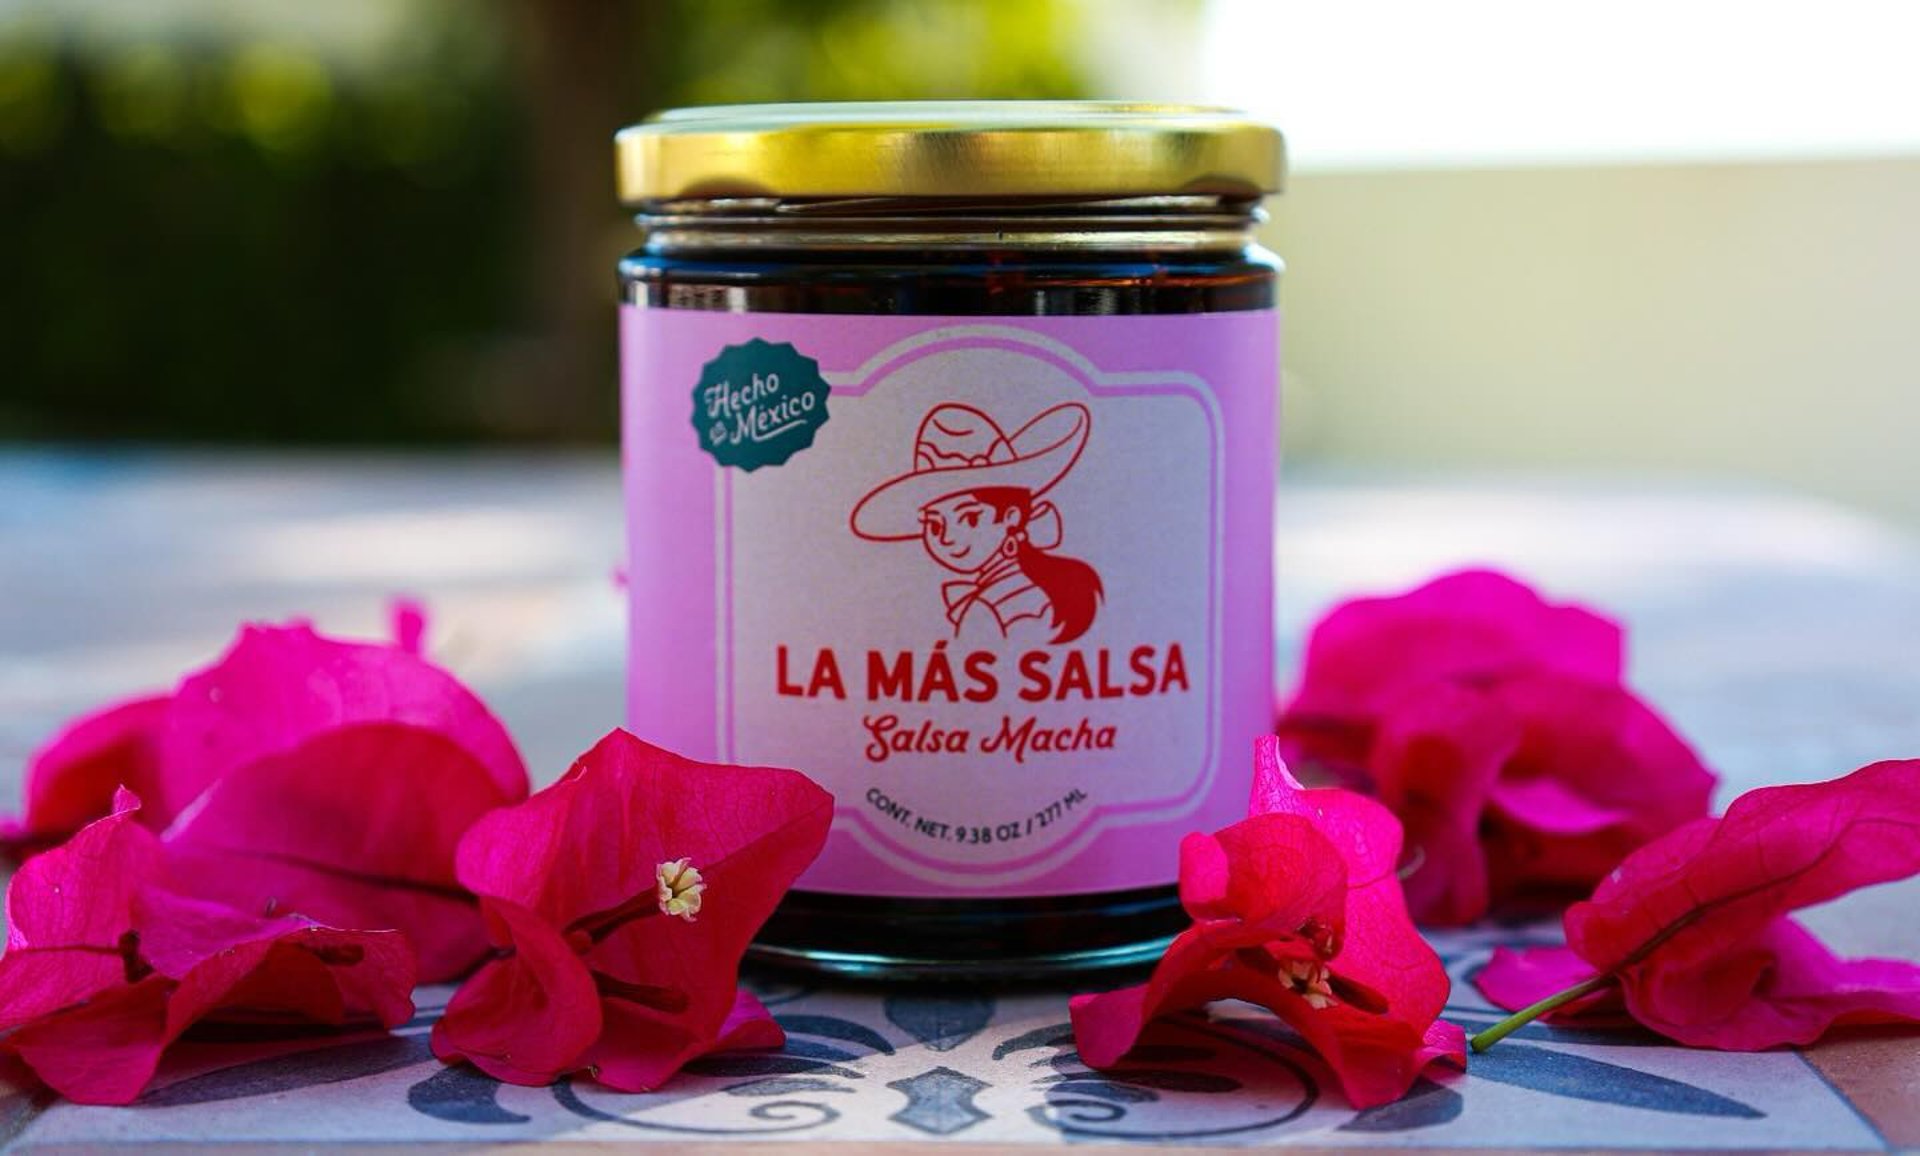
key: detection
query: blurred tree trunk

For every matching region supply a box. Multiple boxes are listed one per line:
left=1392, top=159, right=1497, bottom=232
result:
left=494, top=0, right=661, bottom=440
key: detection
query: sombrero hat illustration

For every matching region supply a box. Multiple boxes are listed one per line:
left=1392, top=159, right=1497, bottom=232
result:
left=850, top=402, right=1091, bottom=541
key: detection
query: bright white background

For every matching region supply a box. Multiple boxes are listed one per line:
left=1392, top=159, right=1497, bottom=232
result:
left=1091, top=1, right=1920, bottom=527
left=1198, top=0, right=1920, bottom=170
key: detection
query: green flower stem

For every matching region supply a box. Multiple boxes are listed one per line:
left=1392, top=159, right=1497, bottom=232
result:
left=1469, top=973, right=1618, bottom=1052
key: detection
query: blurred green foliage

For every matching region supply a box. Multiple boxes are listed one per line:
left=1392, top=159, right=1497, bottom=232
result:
left=666, top=0, right=1084, bottom=104
left=0, top=0, right=1091, bottom=444
left=0, top=6, right=519, bottom=442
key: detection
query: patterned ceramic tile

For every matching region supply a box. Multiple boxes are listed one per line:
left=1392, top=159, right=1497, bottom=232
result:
left=6, top=933, right=1896, bottom=1150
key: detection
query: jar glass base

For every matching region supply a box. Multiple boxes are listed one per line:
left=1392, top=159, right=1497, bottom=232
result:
left=749, top=885, right=1187, bottom=981
left=746, top=934, right=1175, bottom=982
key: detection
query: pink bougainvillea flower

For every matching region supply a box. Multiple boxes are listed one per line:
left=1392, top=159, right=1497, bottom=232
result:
left=1365, top=682, right=1518, bottom=926
left=160, top=620, right=526, bottom=821
left=431, top=729, right=833, bottom=1090
left=1276, top=569, right=1714, bottom=924
left=1474, top=759, right=1920, bottom=1051
left=1, top=695, right=171, bottom=859
left=1479, top=673, right=1715, bottom=900
left=0, top=791, right=415, bottom=1104
left=163, top=722, right=512, bottom=981
left=158, top=619, right=525, bottom=979
left=1071, top=738, right=1464, bottom=1109
left=4, top=614, right=526, bottom=979
left=1279, top=568, right=1621, bottom=775
left=5, top=611, right=526, bottom=857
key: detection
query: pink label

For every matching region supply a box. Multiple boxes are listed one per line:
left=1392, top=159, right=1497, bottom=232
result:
left=623, top=311, right=1278, bottom=897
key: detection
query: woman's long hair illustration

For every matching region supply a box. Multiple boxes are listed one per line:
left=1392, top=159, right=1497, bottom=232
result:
left=972, top=485, right=1103, bottom=643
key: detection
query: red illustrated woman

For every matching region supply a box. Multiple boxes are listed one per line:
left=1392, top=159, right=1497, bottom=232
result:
left=851, top=402, right=1104, bottom=643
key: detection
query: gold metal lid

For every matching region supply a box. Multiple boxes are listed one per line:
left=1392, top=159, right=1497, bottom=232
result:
left=616, top=102, right=1284, bottom=203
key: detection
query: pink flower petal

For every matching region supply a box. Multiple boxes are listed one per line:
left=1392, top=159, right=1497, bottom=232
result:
left=162, top=722, right=506, bottom=981
left=1245, top=970, right=1465, bottom=1110
left=1482, top=760, right=1920, bottom=1051
left=129, top=887, right=417, bottom=1029
left=1282, top=568, right=1622, bottom=741
left=1076, top=740, right=1461, bottom=1109
left=1249, top=737, right=1401, bottom=887
left=1365, top=683, right=1517, bottom=925
left=1333, top=846, right=1456, bottom=1038
left=715, top=989, right=786, bottom=1051
left=1071, top=920, right=1464, bottom=1110
left=3, top=695, right=169, bottom=858
left=10, top=924, right=413, bottom=1105
left=1069, top=984, right=1154, bottom=1072
left=582, top=987, right=795, bottom=1093
left=390, top=597, right=428, bottom=656
left=1475, top=945, right=1623, bottom=1019
left=4, top=976, right=178, bottom=1105
left=1249, top=741, right=1453, bottom=1031
left=1571, top=760, right=1920, bottom=976
left=0, top=791, right=159, bottom=1028
left=1177, top=818, right=1346, bottom=932
left=1071, top=918, right=1282, bottom=1072
left=0, top=792, right=415, bottom=1104
left=1272, top=570, right=1709, bottom=919
left=160, top=623, right=527, bottom=822
left=431, top=898, right=602, bottom=1087
left=1483, top=674, right=1715, bottom=897
left=210, top=943, right=350, bottom=1026
left=435, top=730, right=832, bottom=1089
left=1623, top=919, right=1920, bottom=1049
left=1488, top=776, right=1634, bottom=837
left=164, top=919, right=413, bottom=1036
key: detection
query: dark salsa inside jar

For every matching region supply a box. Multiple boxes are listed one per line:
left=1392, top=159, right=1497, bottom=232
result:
left=620, top=196, right=1279, bottom=979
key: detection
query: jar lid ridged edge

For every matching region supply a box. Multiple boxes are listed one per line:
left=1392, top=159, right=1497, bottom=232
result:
left=616, top=101, right=1285, bottom=202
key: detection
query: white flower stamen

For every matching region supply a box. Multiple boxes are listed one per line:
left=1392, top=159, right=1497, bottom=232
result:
left=655, top=858, right=705, bottom=921
left=1283, top=957, right=1338, bottom=1009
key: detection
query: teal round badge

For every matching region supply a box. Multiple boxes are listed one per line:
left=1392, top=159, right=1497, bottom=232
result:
left=692, top=339, right=831, bottom=471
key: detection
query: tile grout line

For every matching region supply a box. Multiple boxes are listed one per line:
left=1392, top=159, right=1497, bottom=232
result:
left=1796, top=1048, right=1894, bottom=1154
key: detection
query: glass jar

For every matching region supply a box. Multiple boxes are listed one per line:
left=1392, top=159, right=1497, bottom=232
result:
left=616, top=103, right=1284, bottom=979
